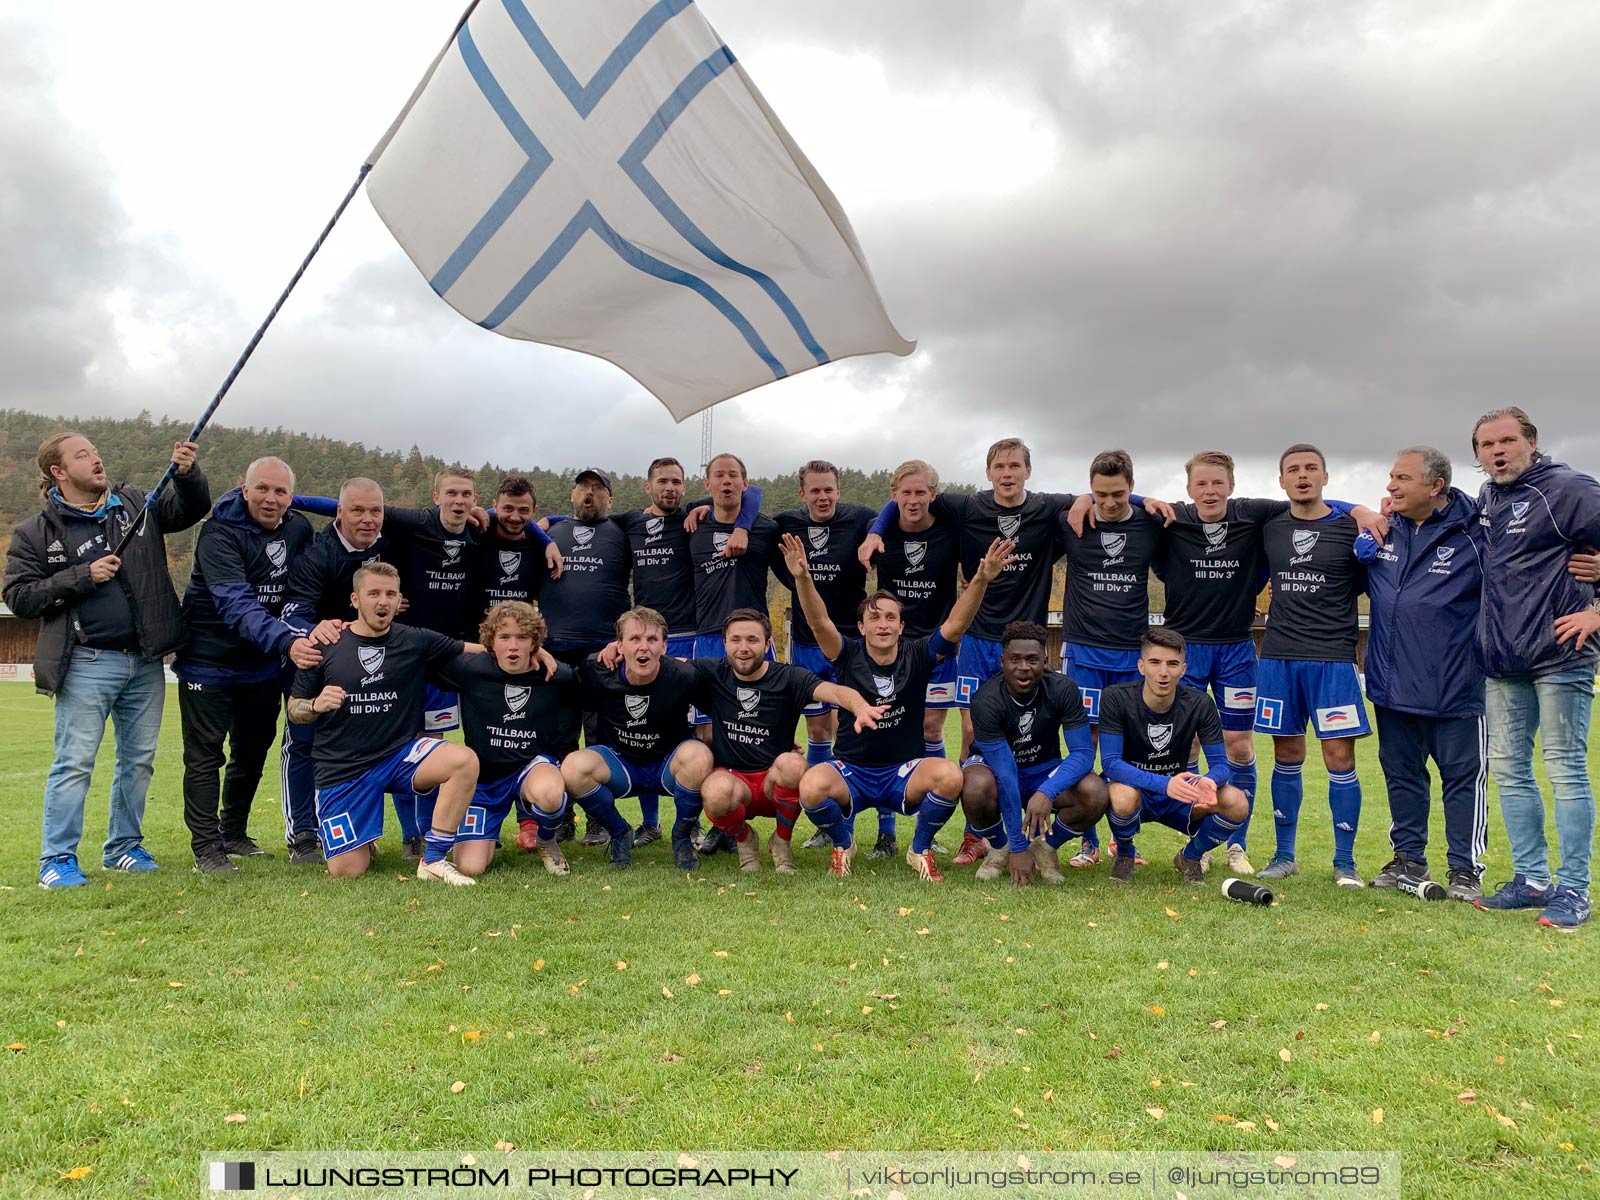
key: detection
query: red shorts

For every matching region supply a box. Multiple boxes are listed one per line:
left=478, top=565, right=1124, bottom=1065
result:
left=717, top=767, right=776, bottom=818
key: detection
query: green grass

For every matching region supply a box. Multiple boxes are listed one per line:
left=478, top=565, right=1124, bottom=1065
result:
left=1, top=683, right=1596, bottom=1198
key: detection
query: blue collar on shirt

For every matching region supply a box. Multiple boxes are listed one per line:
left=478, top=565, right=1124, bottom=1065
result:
left=49, top=488, right=124, bottom=521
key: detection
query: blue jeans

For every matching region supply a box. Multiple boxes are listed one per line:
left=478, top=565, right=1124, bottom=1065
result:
left=40, top=647, right=166, bottom=864
left=1486, top=665, right=1596, bottom=891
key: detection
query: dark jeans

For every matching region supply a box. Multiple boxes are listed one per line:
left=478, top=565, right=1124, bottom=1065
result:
left=178, top=678, right=282, bottom=855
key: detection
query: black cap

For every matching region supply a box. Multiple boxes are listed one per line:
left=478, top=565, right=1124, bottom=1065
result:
left=574, top=468, right=612, bottom=492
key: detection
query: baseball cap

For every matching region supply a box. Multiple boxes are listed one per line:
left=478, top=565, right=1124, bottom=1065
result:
left=574, top=468, right=612, bottom=492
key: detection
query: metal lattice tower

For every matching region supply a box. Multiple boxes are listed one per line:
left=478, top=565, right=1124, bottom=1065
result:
left=699, top=408, right=713, bottom=473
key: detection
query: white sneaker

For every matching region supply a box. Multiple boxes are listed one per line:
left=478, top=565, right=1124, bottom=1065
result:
left=417, top=859, right=477, bottom=887
left=1227, top=844, right=1255, bottom=876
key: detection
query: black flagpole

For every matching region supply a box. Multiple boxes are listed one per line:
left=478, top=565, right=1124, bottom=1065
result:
left=114, top=162, right=372, bottom=555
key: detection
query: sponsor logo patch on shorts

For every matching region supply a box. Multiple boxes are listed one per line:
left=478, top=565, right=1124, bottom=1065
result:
left=461, top=806, right=487, bottom=838
left=1315, top=704, right=1360, bottom=733
left=1223, top=686, right=1256, bottom=711
left=1255, top=697, right=1284, bottom=731
left=1079, top=687, right=1102, bottom=720
left=321, top=811, right=358, bottom=852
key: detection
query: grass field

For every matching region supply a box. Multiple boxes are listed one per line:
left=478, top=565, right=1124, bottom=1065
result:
left=1, top=682, right=1596, bottom=1198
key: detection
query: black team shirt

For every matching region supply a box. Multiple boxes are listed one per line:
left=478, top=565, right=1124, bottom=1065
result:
left=1060, top=511, right=1163, bottom=650
left=290, top=625, right=463, bottom=787
left=470, top=532, right=546, bottom=615
left=690, top=514, right=778, bottom=636
left=614, top=509, right=697, bottom=634
left=691, top=659, right=823, bottom=772
left=771, top=504, right=877, bottom=648
left=925, top=491, right=1073, bottom=642
left=1098, top=681, right=1223, bottom=778
left=875, top=514, right=961, bottom=638
left=970, top=671, right=1089, bottom=769
left=437, top=655, right=576, bottom=782
left=541, top=517, right=631, bottom=647
left=388, top=507, right=481, bottom=639
left=579, top=655, right=698, bottom=760
left=829, top=635, right=939, bottom=766
left=1260, top=511, right=1365, bottom=663
left=1158, top=499, right=1286, bottom=644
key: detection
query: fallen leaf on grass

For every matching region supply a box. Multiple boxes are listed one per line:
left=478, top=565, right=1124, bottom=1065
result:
left=1157, top=961, right=1169, bottom=970
left=1316, top=1003, right=1330, bottom=1011
left=1236, top=1121, right=1257, bottom=1132
left=1011, top=1107, right=1025, bottom=1119
left=662, top=987, right=673, bottom=998
left=533, top=960, right=545, bottom=971
left=916, top=927, right=930, bottom=936
left=462, top=1031, right=481, bottom=1043
left=1278, top=1049, right=1292, bottom=1062
left=1164, top=908, right=1181, bottom=921
left=1146, top=1107, right=1165, bottom=1119
left=1372, top=1108, right=1384, bottom=1124
left=495, top=1140, right=516, bottom=1152
left=785, top=1012, right=794, bottom=1024
left=898, top=907, right=913, bottom=917
left=1369, top=1031, right=1381, bottom=1042
left=1043, top=1089, right=1054, bottom=1102
left=60, top=1167, right=93, bottom=1181
left=685, top=974, right=701, bottom=986
left=870, top=993, right=899, bottom=1001
left=1484, top=1105, right=1517, bottom=1129
left=1457, top=1091, right=1478, bottom=1104
left=1211, top=1019, right=1228, bottom=1029
left=615, top=961, right=627, bottom=971
left=1149, top=1006, right=1166, bottom=1017
left=862, top=1006, right=874, bottom=1016
left=812, top=1043, right=824, bottom=1051
left=168, top=982, right=185, bottom=989
left=450, top=1081, right=466, bottom=1094
left=5, top=1043, right=24, bottom=1052
left=1213, top=1114, right=1235, bottom=1122
left=718, top=989, right=731, bottom=996
left=224, top=1113, right=247, bottom=1125
left=1103, top=1046, right=1123, bottom=1060
left=714, top=950, right=729, bottom=958
left=1265, top=1119, right=1281, bottom=1132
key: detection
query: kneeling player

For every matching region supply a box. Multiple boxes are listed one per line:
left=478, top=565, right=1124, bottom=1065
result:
left=793, top=533, right=1015, bottom=880
left=961, top=622, right=1109, bottom=887
left=287, top=562, right=481, bottom=885
left=1099, top=628, right=1249, bottom=884
left=563, top=606, right=713, bottom=871
left=691, top=608, right=884, bottom=873
left=436, top=601, right=572, bottom=876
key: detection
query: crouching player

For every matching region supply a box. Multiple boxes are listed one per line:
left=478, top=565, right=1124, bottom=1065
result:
left=691, top=608, right=885, bottom=873
left=795, top=534, right=1017, bottom=880
left=436, top=601, right=571, bottom=876
left=562, top=606, right=712, bottom=871
left=286, top=562, right=480, bottom=885
left=1099, top=627, right=1249, bottom=884
left=962, top=622, right=1109, bottom=887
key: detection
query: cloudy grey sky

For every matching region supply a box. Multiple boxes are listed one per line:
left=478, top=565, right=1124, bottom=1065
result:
left=4, top=0, right=1597, bottom=501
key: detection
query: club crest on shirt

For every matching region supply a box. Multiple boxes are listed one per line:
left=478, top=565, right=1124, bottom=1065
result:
left=499, top=550, right=521, bottom=575
left=573, top=525, right=595, bottom=548
left=504, top=685, right=530, bottom=715
left=1148, top=723, right=1173, bottom=753
left=1017, top=709, right=1035, bottom=737
left=1204, top=522, right=1228, bottom=551
left=807, top=526, right=829, bottom=553
left=737, top=686, right=760, bottom=715
left=1434, top=545, right=1456, bottom=563
left=645, top=516, right=664, bottom=538
left=357, top=645, right=385, bottom=676
left=1101, top=531, right=1127, bottom=560
left=1291, top=529, right=1320, bottom=557
left=443, top=540, right=463, bottom=564
left=872, top=674, right=895, bottom=699
left=266, top=539, right=287, bottom=571
left=625, top=694, right=650, bottom=721
left=1510, top=501, right=1530, bottom=522
left=712, top=532, right=730, bottom=554
left=905, top=540, right=926, bottom=569
left=998, top=513, right=1022, bottom=540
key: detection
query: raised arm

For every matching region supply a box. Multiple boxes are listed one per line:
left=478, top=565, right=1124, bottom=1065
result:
left=939, top=536, right=1017, bottom=642
left=780, top=532, right=843, bottom=660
